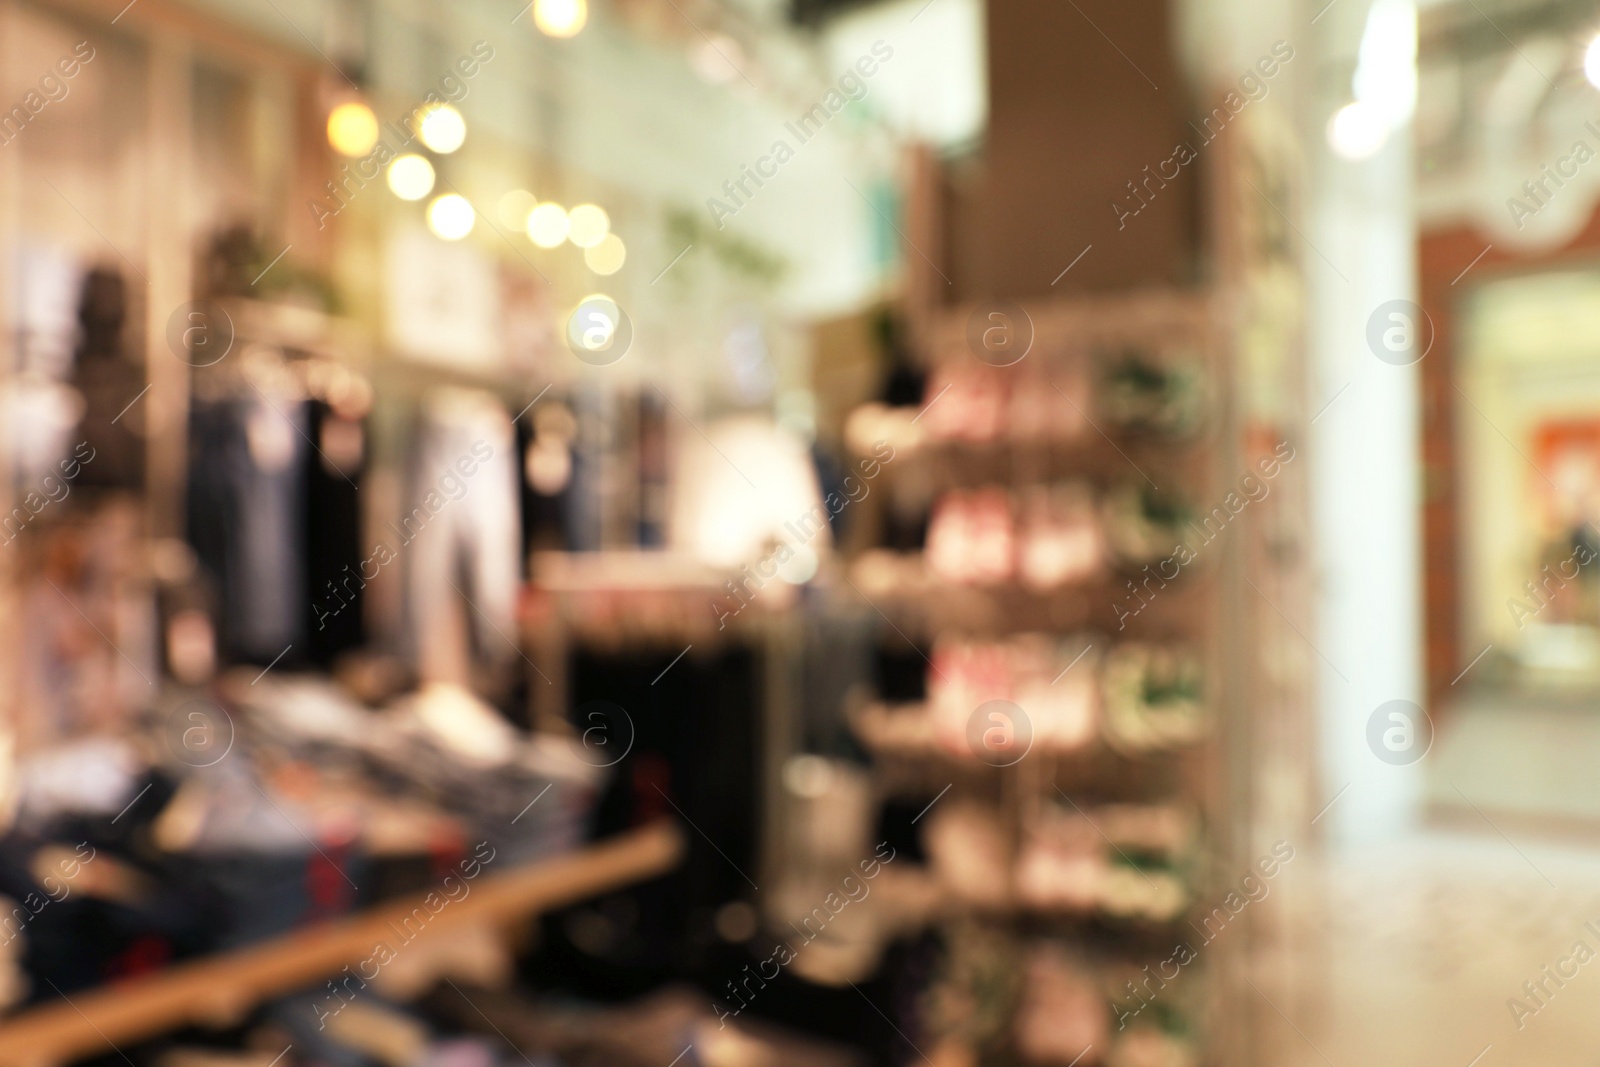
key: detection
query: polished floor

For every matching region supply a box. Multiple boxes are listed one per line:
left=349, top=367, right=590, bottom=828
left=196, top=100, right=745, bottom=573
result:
left=1255, top=828, right=1600, bottom=1066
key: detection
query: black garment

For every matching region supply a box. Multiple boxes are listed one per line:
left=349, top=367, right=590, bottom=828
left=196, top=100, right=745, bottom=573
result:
left=303, top=400, right=365, bottom=666
left=188, top=391, right=368, bottom=668
left=516, top=408, right=574, bottom=558
left=188, top=395, right=307, bottom=665
left=69, top=268, right=145, bottom=490
left=521, top=646, right=759, bottom=997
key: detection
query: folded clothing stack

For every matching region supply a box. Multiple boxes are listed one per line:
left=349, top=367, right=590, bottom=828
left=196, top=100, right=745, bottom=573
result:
left=1014, top=801, right=1196, bottom=922
left=920, top=798, right=1197, bottom=923
left=926, top=634, right=1099, bottom=755
left=924, top=481, right=1200, bottom=588
left=917, top=635, right=1204, bottom=757
left=0, top=673, right=604, bottom=992
left=926, top=484, right=1107, bottom=590
left=229, top=677, right=601, bottom=867
left=917, top=363, right=1094, bottom=447
left=926, top=487, right=1015, bottom=586
left=910, top=344, right=1206, bottom=450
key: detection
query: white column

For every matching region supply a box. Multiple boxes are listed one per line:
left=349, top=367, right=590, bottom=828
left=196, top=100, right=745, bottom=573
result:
left=1308, top=0, right=1425, bottom=845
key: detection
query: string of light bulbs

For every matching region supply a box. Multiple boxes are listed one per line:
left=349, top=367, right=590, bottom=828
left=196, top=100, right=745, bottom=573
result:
left=325, top=95, right=623, bottom=272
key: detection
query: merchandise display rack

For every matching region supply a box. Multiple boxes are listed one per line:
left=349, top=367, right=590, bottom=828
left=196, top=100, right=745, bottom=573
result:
left=844, top=289, right=1231, bottom=1067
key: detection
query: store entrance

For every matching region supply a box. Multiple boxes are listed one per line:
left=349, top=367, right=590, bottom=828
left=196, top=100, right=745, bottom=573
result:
left=1458, top=269, right=1600, bottom=691
left=1423, top=264, right=1600, bottom=829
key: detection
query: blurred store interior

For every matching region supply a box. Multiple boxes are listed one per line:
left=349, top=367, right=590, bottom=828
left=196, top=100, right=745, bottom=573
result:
left=5, top=0, right=1600, bottom=1064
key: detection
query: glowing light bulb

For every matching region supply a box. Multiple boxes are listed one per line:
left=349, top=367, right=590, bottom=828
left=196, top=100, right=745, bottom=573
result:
left=526, top=202, right=570, bottom=248
left=387, top=154, right=436, bottom=200
left=427, top=193, right=475, bottom=240
left=568, top=204, right=610, bottom=248
left=418, top=104, right=467, bottom=153
left=535, top=0, right=587, bottom=38
left=584, top=233, right=625, bottom=275
left=497, top=189, right=538, bottom=230
left=327, top=101, right=379, bottom=157
left=1586, top=33, right=1600, bottom=90
left=1327, top=101, right=1386, bottom=160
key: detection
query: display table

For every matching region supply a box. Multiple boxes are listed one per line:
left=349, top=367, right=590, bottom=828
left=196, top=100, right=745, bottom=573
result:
left=0, top=823, right=684, bottom=1067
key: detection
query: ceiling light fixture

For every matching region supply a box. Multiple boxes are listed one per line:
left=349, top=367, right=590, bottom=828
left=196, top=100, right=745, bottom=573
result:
left=387, top=154, right=436, bottom=200
left=418, top=104, right=467, bottom=153
left=535, top=0, right=587, bottom=38
left=327, top=101, right=379, bottom=157
left=527, top=202, right=571, bottom=247
left=427, top=193, right=476, bottom=240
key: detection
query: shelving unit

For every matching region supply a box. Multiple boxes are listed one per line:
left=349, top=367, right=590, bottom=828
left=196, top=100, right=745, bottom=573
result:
left=847, top=289, right=1229, bottom=1065
left=0, top=823, right=684, bottom=1067
left=843, top=564, right=1211, bottom=639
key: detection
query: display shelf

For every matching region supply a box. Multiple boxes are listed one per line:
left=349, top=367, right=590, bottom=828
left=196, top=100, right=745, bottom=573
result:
left=931, top=900, right=1203, bottom=946
left=851, top=700, right=1085, bottom=764
left=921, top=289, right=1217, bottom=364
left=845, top=557, right=1212, bottom=637
left=0, top=823, right=684, bottom=1067
left=835, top=864, right=1195, bottom=941
left=850, top=703, right=1209, bottom=813
left=850, top=701, right=1204, bottom=764
left=848, top=427, right=1218, bottom=473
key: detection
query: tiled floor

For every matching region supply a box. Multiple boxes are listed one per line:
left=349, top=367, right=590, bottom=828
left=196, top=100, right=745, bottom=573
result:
left=1254, top=829, right=1600, bottom=1066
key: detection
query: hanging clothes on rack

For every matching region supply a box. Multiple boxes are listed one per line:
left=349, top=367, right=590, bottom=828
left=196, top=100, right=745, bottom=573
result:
left=401, top=389, right=521, bottom=685
left=69, top=267, right=145, bottom=491
left=303, top=398, right=366, bottom=666
left=187, top=350, right=369, bottom=667
left=188, top=372, right=307, bottom=664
